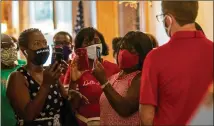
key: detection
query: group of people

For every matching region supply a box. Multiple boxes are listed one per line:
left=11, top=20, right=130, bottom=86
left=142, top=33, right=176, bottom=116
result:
left=1, top=1, right=213, bottom=126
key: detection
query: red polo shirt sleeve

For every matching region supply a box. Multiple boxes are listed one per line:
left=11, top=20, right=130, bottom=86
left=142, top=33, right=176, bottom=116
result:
left=140, top=51, right=159, bottom=106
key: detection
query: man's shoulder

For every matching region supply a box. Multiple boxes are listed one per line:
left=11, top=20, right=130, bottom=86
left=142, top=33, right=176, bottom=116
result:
left=203, top=38, right=213, bottom=47
left=147, top=42, right=171, bottom=59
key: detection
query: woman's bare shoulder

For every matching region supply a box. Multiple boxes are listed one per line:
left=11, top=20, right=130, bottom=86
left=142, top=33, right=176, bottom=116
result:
left=7, top=71, right=27, bottom=87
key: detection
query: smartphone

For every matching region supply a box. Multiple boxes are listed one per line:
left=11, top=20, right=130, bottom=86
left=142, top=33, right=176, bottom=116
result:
left=55, top=48, right=63, bottom=62
left=96, top=46, right=102, bottom=62
left=51, top=45, right=63, bottom=71
left=75, top=48, right=89, bottom=71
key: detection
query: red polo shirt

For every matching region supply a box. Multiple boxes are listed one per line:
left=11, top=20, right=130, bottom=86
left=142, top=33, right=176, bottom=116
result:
left=140, top=31, right=213, bottom=125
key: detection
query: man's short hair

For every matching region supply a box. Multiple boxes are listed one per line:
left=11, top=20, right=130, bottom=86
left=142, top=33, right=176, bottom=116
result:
left=161, top=1, right=199, bottom=26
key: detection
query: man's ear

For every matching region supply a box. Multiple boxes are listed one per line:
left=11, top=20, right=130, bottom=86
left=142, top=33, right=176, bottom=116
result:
left=165, top=15, right=172, bottom=27
left=168, top=14, right=178, bottom=26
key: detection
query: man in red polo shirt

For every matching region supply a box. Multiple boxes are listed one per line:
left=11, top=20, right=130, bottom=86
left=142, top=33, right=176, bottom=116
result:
left=139, top=1, right=213, bottom=125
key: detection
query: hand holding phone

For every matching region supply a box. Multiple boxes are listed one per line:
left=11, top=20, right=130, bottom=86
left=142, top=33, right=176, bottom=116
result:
left=51, top=45, right=63, bottom=71
left=75, top=48, right=89, bottom=71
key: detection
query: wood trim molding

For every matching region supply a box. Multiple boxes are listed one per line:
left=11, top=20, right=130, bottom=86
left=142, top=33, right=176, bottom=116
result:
left=144, top=1, right=150, bottom=32
left=96, top=1, right=119, bottom=62
left=19, top=1, right=29, bottom=33
left=53, top=0, right=57, bottom=29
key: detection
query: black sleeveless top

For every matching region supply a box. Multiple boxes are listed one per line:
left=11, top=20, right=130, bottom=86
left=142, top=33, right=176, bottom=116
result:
left=16, top=67, right=64, bottom=126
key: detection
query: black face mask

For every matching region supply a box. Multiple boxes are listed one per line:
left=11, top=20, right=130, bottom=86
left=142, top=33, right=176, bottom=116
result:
left=30, top=47, right=50, bottom=66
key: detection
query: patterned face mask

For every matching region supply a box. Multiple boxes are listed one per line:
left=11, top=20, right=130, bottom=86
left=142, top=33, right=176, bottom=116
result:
left=1, top=47, right=18, bottom=66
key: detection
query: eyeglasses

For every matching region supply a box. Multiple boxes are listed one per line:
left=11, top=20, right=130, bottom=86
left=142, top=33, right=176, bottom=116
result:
left=156, top=13, right=166, bottom=22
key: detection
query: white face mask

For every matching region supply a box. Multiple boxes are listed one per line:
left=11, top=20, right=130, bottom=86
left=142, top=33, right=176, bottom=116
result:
left=85, top=44, right=102, bottom=60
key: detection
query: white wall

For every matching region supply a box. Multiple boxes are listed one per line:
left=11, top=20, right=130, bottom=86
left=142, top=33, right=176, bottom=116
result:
left=196, top=1, right=213, bottom=41
left=142, top=1, right=169, bottom=46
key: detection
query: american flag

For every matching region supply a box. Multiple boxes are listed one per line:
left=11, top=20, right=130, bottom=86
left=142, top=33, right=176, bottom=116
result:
left=74, top=0, right=84, bottom=34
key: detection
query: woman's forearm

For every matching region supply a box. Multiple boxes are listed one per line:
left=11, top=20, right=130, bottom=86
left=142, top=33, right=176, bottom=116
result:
left=103, top=84, right=138, bottom=117
left=23, top=84, right=50, bottom=121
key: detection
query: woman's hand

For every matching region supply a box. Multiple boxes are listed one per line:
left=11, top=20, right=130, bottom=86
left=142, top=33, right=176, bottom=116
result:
left=70, top=56, right=83, bottom=82
left=43, top=61, right=63, bottom=88
left=92, top=59, right=108, bottom=85
left=68, top=89, right=89, bottom=109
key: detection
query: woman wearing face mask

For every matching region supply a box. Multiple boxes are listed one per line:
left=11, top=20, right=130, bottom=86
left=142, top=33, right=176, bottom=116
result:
left=53, top=31, right=73, bottom=87
left=6, top=28, right=79, bottom=126
left=92, top=31, right=156, bottom=126
left=1, top=34, right=23, bottom=126
left=64, top=27, right=120, bottom=126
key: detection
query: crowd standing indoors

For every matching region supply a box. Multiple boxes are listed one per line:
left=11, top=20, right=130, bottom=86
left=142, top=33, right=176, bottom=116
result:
left=1, top=1, right=213, bottom=126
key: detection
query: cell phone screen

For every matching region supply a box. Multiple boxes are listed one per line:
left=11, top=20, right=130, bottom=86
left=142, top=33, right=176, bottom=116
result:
left=96, top=47, right=101, bottom=62
left=52, top=45, right=63, bottom=64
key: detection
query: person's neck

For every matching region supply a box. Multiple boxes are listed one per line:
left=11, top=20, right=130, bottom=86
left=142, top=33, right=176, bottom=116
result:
left=171, top=23, right=196, bottom=36
left=26, top=61, right=43, bottom=73
left=1, top=62, right=17, bottom=70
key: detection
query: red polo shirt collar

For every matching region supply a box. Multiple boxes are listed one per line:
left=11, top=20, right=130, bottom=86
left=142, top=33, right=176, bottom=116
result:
left=171, top=31, right=205, bottom=41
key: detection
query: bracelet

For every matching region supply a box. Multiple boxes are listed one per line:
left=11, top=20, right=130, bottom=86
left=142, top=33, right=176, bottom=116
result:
left=101, top=81, right=109, bottom=89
